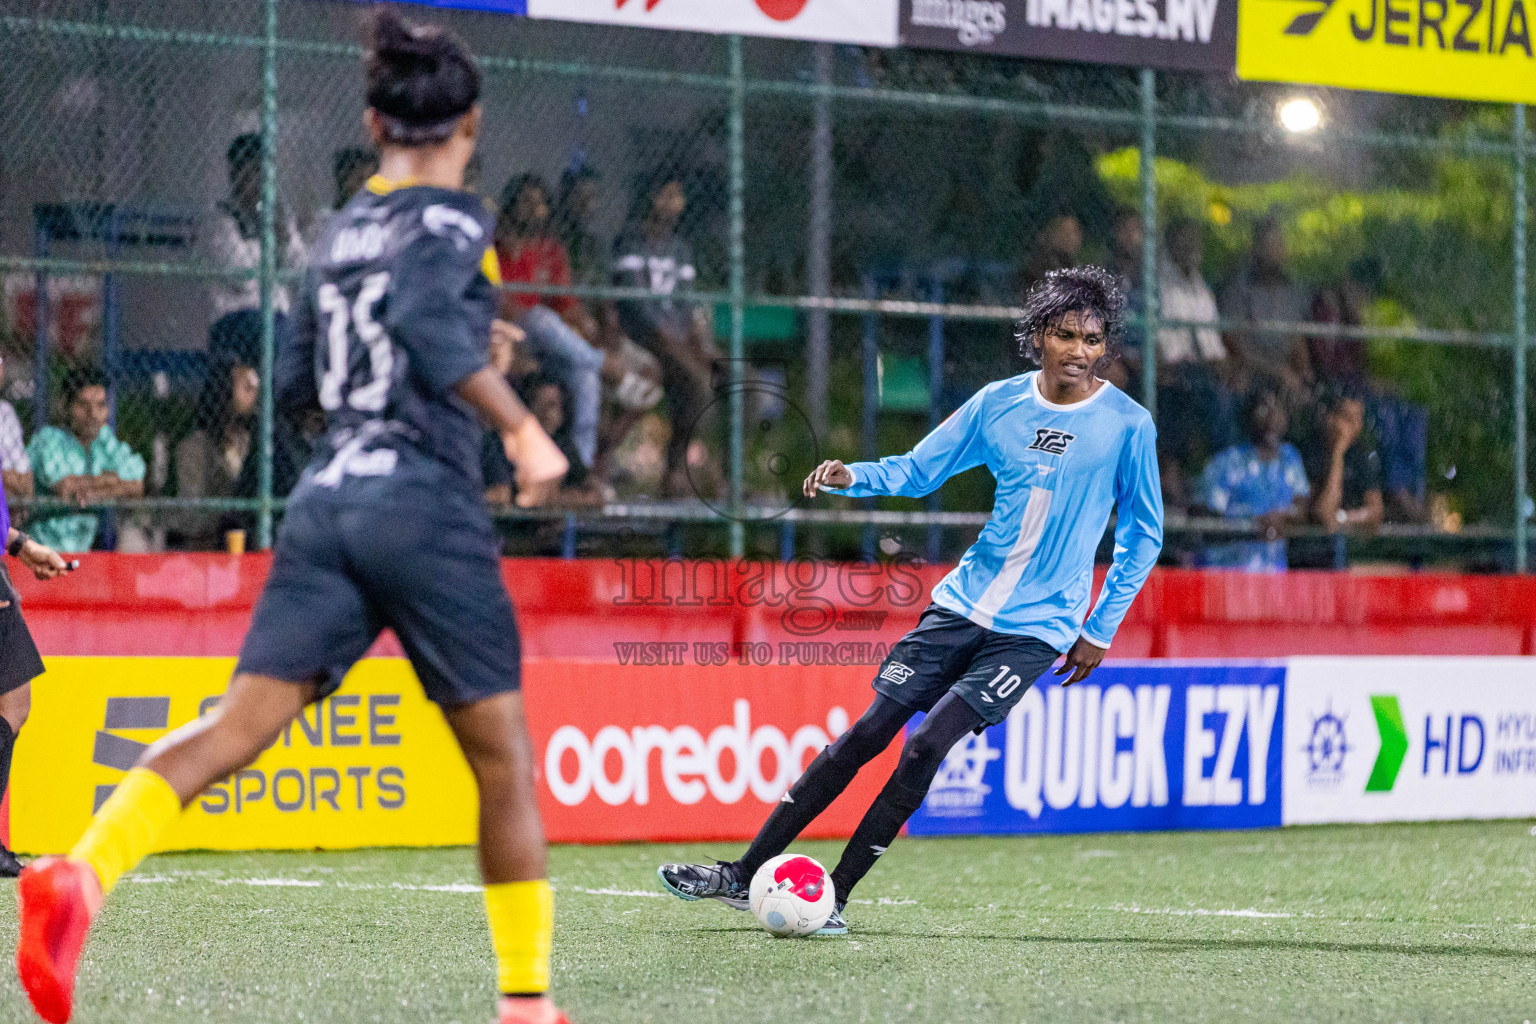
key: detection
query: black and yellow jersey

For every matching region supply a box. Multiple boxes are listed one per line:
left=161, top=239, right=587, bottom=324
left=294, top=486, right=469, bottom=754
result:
left=278, top=175, right=498, bottom=497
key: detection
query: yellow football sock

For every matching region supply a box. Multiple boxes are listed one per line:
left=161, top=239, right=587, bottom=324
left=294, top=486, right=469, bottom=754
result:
left=68, top=767, right=183, bottom=895
left=483, top=879, right=554, bottom=995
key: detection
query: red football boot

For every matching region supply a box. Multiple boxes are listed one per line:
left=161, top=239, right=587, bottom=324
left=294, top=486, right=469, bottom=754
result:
left=496, top=995, right=573, bottom=1024
left=16, top=857, right=103, bottom=1024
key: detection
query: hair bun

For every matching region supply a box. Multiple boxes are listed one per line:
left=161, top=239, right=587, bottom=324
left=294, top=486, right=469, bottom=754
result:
left=364, top=7, right=480, bottom=142
left=371, top=9, right=438, bottom=67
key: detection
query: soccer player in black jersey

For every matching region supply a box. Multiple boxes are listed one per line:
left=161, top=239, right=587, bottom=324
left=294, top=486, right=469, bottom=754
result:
left=17, top=13, right=573, bottom=1024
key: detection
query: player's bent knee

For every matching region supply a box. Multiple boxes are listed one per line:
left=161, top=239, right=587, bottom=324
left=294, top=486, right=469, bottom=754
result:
left=900, top=727, right=950, bottom=770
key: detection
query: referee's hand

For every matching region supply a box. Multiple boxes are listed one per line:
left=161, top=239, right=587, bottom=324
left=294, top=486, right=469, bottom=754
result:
left=1054, top=636, right=1106, bottom=686
left=803, top=460, right=853, bottom=498
left=20, top=538, right=68, bottom=580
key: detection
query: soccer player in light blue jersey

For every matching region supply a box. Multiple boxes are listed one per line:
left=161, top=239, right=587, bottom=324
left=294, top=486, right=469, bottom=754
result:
left=660, top=266, right=1164, bottom=935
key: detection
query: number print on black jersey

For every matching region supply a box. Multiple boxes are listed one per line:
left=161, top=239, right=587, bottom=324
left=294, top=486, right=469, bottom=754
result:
left=317, top=271, right=393, bottom=412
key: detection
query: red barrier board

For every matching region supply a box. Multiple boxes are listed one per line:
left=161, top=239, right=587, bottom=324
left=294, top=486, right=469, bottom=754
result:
left=10, top=555, right=1536, bottom=658
left=522, top=661, right=896, bottom=843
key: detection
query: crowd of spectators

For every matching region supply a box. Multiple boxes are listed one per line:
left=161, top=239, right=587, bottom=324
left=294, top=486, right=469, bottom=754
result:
left=0, top=135, right=1433, bottom=568
left=1012, top=205, right=1428, bottom=569
left=1075, top=210, right=1427, bottom=569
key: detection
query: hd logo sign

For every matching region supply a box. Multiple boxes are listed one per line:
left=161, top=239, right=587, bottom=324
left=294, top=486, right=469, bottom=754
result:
left=1282, top=658, right=1536, bottom=825
left=1237, top=0, right=1536, bottom=103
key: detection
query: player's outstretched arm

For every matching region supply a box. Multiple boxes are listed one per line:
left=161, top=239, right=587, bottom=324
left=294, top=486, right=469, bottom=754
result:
left=824, top=384, right=994, bottom=499
left=454, top=366, right=569, bottom=507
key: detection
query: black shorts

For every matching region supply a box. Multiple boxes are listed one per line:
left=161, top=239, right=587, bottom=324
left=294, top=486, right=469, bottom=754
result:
left=236, top=486, right=521, bottom=708
left=0, top=563, right=45, bottom=697
left=872, top=604, right=1062, bottom=726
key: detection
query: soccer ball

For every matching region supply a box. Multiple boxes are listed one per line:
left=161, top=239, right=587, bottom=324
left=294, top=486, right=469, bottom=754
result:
left=749, top=854, right=836, bottom=938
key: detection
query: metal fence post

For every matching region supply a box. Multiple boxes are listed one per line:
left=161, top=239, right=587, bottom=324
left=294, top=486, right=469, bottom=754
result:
left=807, top=42, right=833, bottom=444
left=256, top=0, right=279, bottom=551
left=728, top=34, right=746, bottom=559
left=1514, top=103, right=1529, bottom=572
left=1138, top=68, right=1158, bottom=422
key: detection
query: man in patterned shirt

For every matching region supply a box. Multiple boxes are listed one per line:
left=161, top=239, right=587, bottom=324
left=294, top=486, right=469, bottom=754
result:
left=1194, top=389, right=1310, bottom=571
left=26, top=367, right=145, bottom=553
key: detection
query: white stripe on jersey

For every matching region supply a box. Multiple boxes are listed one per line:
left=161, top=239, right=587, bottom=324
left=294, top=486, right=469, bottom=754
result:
left=969, top=486, right=1053, bottom=630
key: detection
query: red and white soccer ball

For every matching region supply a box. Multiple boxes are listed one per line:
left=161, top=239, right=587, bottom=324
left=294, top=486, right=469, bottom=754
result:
left=749, top=854, right=836, bottom=937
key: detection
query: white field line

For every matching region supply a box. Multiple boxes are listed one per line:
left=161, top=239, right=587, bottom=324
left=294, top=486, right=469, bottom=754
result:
left=571, top=887, right=667, bottom=898
left=1112, top=904, right=1299, bottom=919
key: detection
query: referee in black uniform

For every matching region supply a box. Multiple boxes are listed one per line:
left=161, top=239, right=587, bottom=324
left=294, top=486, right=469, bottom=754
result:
left=0, top=519, right=70, bottom=875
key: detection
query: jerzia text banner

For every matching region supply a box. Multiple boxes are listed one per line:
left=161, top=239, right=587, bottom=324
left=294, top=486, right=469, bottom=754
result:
left=1237, top=0, right=1536, bottom=104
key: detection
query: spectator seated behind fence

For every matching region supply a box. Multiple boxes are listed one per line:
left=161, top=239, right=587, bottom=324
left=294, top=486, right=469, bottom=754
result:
left=172, top=360, right=259, bottom=550
left=494, top=174, right=604, bottom=474
left=1021, top=211, right=1085, bottom=290
left=555, top=165, right=606, bottom=296
left=482, top=373, right=594, bottom=508
left=307, top=146, right=379, bottom=245
left=0, top=356, right=32, bottom=501
left=551, top=165, right=663, bottom=481
left=612, top=174, right=718, bottom=498
left=203, top=133, right=307, bottom=371
left=1307, top=266, right=1429, bottom=523
left=1151, top=216, right=1238, bottom=511
left=27, top=367, right=146, bottom=553
left=1193, top=390, right=1310, bottom=572
left=1220, top=215, right=1312, bottom=402
left=1298, top=390, right=1384, bottom=534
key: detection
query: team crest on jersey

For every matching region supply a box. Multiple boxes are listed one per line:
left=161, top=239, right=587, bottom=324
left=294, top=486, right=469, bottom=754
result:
left=422, top=204, right=484, bottom=250
left=1027, top=428, right=1076, bottom=455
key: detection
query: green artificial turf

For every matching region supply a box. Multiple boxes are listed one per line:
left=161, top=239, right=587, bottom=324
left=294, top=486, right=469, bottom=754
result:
left=0, top=821, right=1532, bottom=1023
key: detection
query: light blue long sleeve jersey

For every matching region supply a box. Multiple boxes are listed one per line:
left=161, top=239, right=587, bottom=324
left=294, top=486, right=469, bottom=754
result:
left=832, top=371, right=1164, bottom=652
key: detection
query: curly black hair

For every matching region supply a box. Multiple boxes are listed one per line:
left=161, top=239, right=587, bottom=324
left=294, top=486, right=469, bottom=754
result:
left=1014, top=265, right=1127, bottom=371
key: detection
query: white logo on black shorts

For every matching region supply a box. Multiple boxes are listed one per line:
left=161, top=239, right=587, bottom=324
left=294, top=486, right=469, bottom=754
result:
left=879, top=662, right=916, bottom=685
left=1027, top=428, right=1076, bottom=455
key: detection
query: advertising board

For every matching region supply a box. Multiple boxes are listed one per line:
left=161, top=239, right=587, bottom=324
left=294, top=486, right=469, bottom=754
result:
left=11, top=658, right=897, bottom=853
left=527, top=0, right=900, bottom=46
left=1237, top=0, right=1536, bottom=104
left=13, top=655, right=1533, bottom=854
left=908, top=664, right=1287, bottom=836
left=11, top=658, right=476, bottom=855
left=901, top=0, right=1237, bottom=71
left=1282, top=657, right=1536, bottom=824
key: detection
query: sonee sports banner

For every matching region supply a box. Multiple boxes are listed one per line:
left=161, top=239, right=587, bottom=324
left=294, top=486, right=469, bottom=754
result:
left=1236, top=0, right=1536, bottom=104
left=901, top=0, right=1238, bottom=71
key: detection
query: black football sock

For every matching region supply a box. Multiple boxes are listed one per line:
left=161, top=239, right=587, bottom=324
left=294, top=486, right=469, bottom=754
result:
left=829, top=692, right=984, bottom=901
left=736, top=696, right=912, bottom=879
left=0, top=717, right=15, bottom=817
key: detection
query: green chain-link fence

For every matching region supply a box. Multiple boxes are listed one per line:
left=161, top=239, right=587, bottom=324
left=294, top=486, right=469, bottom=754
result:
left=0, top=0, right=1531, bottom=569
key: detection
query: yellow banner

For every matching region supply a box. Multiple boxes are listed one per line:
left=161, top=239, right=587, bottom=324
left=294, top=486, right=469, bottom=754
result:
left=1237, top=0, right=1536, bottom=104
left=12, top=658, right=478, bottom=856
